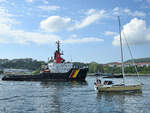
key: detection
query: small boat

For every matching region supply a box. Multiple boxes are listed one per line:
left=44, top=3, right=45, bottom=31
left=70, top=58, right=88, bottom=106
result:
left=95, top=84, right=142, bottom=92
left=2, top=41, right=88, bottom=81
left=95, top=16, right=142, bottom=92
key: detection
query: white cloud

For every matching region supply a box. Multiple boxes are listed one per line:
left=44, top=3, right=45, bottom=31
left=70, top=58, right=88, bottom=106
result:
left=86, top=9, right=96, bottom=15
left=0, top=7, right=14, bottom=24
left=113, top=18, right=150, bottom=46
left=132, top=11, right=146, bottom=17
left=105, top=31, right=117, bottom=36
left=0, top=23, right=104, bottom=44
left=113, top=7, right=146, bottom=17
left=69, top=9, right=105, bottom=30
left=40, top=16, right=71, bottom=32
left=113, top=7, right=119, bottom=12
left=70, top=34, right=77, bottom=38
left=0, top=7, right=60, bottom=44
left=0, top=24, right=60, bottom=44
left=0, top=7, right=103, bottom=45
left=25, top=0, right=33, bottom=3
left=123, top=8, right=145, bottom=17
left=43, top=0, right=49, bottom=4
left=123, top=8, right=131, bottom=14
left=38, top=5, right=60, bottom=11
left=11, top=30, right=60, bottom=44
left=113, top=7, right=120, bottom=15
left=0, top=0, right=6, bottom=2
left=63, top=35, right=104, bottom=44
left=0, top=25, right=103, bottom=44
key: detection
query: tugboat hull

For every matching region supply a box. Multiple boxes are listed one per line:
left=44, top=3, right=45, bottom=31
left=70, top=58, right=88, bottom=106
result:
left=2, top=68, right=88, bottom=81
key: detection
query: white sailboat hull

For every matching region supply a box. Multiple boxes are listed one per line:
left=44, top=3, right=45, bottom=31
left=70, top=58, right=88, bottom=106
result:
left=96, top=84, right=142, bottom=92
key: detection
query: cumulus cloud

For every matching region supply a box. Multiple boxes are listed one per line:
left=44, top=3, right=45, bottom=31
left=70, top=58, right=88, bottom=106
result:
left=0, top=7, right=103, bottom=45
left=112, top=18, right=150, bottom=46
left=40, top=16, right=71, bottom=32
left=2, top=30, right=60, bottom=44
left=0, top=7, right=60, bottom=44
left=105, top=31, right=117, bottom=36
left=0, top=7, right=15, bottom=24
left=63, top=34, right=104, bottom=44
left=69, top=9, right=105, bottom=30
left=38, top=5, right=60, bottom=11
left=0, top=24, right=60, bottom=44
left=0, top=7, right=104, bottom=45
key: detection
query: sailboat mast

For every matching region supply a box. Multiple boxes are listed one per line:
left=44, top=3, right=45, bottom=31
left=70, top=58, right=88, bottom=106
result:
left=118, top=16, right=125, bottom=84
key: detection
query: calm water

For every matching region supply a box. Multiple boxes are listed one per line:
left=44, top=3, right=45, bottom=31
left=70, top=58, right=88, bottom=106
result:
left=0, top=75, right=150, bottom=113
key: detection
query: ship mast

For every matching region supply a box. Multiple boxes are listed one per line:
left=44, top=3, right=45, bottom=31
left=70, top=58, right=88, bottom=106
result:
left=118, top=16, right=125, bottom=84
left=56, top=40, right=60, bottom=53
left=55, top=40, right=65, bottom=63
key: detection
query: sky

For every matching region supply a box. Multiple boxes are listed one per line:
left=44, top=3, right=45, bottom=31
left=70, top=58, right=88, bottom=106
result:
left=0, top=0, right=150, bottom=63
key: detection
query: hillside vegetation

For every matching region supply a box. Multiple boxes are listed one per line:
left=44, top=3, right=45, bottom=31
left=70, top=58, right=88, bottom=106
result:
left=0, top=58, right=45, bottom=70
left=126, top=57, right=150, bottom=63
left=0, top=58, right=150, bottom=74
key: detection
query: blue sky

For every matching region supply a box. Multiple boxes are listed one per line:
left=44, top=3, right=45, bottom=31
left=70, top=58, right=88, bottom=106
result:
left=0, top=0, right=150, bottom=63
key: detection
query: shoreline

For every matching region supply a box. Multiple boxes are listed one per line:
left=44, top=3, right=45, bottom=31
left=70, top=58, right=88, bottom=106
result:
left=88, top=73, right=150, bottom=76
left=123, top=74, right=150, bottom=76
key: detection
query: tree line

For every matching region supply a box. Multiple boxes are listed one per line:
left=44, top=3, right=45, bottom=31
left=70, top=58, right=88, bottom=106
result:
left=0, top=58, right=45, bottom=70
left=0, top=58, right=150, bottom=74
left=86, top=62, right=150, bottom=74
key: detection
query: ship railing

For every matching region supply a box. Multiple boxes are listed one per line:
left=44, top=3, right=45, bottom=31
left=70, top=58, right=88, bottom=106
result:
left=73, top=65, right=88, bottom=69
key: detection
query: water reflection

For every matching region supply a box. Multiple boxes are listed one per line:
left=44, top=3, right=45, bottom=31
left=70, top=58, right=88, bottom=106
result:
left=38, top=80, right=88, bottom=113
left=96, top=91, right=142, bottom=113
left=0, top=76, right=149, bottom=113
left=40, top=80, right=88, bottom=88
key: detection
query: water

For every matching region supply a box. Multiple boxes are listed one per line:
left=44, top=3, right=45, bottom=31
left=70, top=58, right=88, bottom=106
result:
left=0, top=75, right=150, bottom=113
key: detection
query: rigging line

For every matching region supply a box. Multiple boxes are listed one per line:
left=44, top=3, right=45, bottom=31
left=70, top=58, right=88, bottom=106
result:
left=122, top=30, right=142, bottom=84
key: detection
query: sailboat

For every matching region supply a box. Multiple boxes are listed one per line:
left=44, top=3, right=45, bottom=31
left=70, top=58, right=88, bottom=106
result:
left=94, top=16, right=142, bottom=92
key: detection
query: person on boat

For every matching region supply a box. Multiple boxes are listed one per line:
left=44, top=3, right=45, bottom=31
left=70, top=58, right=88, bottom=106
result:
left=104, top=81, right=108, bottom=85
left=103, top=81, right=113, bottom=85
left=96, top=79, right=101, bottom=86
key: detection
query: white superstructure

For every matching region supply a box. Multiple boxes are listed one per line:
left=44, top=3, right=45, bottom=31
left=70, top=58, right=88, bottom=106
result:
left=41, top=41, right=74, bottom=73
left=48, top=62, right=73, bottom=73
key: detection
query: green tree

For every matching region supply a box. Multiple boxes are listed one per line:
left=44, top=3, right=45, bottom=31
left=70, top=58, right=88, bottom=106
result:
left=32, top=69, right=40, bottom=75
left=88, top=62, right=104, bottom=73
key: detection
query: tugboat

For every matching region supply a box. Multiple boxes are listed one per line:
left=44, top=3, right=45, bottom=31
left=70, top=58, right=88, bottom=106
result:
left=2, top=41, right=88, bottom=81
